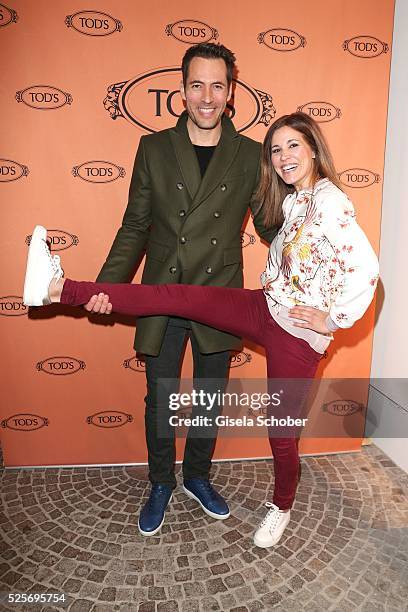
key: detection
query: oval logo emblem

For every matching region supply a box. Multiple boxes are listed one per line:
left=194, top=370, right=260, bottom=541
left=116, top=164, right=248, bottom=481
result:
left=0, top=296, right=28, bottom=317
left=241, top=231, right=256, bottom=248
left=165, top=20, right=218, bottom=44
left=123, top=356, right=146, bottom=372
left=258, top=28, right=306, bottom=52
left=104, top=68, right=275, bottom=133
left=229, top=351, right=252, bottom=368
left=26, top=229, right=79, bottom=251
left=87, top=411, right=133, bottom=428
left=338, top=168, right=381, bottom=188
left=72, top=160, right=125, bottom=183
left=0, top=3, right=18, bottom=27
left=323, top=400, right=364, bottom=416
left=36, top=356, right=86, bottom=375
left=16, top=85, right=73, bottom=110
left=343, top=36, right=388, bottom=58
left=0, top=159, right=29, bottom=182
left=297, top=101, right=341, bottom=123
left=1, top=413, right=49, bottom=431
left=65, top=11, right=122, bottom=36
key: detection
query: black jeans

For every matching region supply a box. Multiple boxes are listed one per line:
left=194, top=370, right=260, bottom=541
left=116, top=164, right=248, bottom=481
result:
left=144, top=317, right=230, bottom=489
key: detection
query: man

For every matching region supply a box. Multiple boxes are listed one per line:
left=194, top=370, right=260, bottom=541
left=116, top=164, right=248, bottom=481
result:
left=85, top=43, right=276, bottom=536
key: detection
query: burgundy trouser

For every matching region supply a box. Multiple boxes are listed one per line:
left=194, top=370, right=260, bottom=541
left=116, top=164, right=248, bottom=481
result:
left=61, top=280, right=321, bottom=510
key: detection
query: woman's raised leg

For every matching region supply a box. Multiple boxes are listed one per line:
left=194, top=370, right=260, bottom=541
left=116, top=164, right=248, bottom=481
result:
left=61, top=279, right=268, bottom=348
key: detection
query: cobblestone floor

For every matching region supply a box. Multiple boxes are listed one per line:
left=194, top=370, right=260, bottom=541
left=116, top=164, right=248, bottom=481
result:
left=0, top=444, right=407, bottom=612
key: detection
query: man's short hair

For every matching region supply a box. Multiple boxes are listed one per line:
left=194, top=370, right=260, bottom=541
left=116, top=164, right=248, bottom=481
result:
left=181, top=43, right=236, bottom=87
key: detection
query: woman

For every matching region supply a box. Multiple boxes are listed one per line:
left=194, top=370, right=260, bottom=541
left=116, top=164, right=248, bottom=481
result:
left=23, top=112, right=379, bottom=548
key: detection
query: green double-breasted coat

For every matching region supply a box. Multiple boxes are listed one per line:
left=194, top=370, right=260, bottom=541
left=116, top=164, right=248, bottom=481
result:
left=97, top=112, right=277, bottom=355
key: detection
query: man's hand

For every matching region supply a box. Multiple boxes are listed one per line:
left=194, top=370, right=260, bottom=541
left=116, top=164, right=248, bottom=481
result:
left=84, top=293, right=113, bottom=315
left=288, top=306, right=330, bottom=334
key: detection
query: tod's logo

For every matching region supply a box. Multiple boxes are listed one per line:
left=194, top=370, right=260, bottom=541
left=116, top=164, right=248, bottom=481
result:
left=123, top=356, right=146, bottom=372
left=338, top=169, right=381, bottom=188
left=16, top=85, right=73, bottom=110
left=229, top=352, right=252, bottom=368
left=165, top=20, right=218, bottom=44
left=297, top=101, right=341, bottom=123
left=1, top=414, right=49, bottom=431
left=0, top=296, right=28, bottom=316
left=323, top=400, right=364, bottom=416
left=87, top=411, right=133, bottom=428
left=343, top=36, right=389, bottom=58
left=258, top=28, right=306, bottom=52
left=0, top=159, right=29, bottom=182
left=26, top=229, right=79, bottom=251
left=37, top=356, right=86, bottom=375
left=65, top=11, right=122, bottom=36
left=104, top=67, right=275, bottom=134
left=0, top=3, right=18, bottom=27
left=72, top=161, right=125, bottom=183
left=241, top=232, right=256, bottom=248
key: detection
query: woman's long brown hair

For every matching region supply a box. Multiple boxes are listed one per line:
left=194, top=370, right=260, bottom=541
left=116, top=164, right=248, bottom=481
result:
left=255, top=112, right=344, bottom=228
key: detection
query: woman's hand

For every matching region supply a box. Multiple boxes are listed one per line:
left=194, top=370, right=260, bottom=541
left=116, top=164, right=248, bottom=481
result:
left=84, top=293, right=113, bottom=315
left=288, top=306, right=331, bottom=334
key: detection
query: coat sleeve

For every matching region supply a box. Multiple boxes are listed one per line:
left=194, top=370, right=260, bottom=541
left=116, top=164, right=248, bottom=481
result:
left=96, top=137, right=152, bottom=283
left=319, top=190, right=379, bottom=328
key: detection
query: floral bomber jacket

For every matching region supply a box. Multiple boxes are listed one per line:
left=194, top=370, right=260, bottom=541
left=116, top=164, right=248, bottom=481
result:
left=261, top=178, right=380, bottom=328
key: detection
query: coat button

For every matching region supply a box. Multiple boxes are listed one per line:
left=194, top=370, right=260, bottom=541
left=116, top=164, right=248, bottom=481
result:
left=213, top=211, right=221, bottom=218
left=220, top=184, right=227, bottom=191
left=211, top=238, right=217, bottom=245
left=206, top=266, right=213, bottom=274
left=176, top=182, right=184, bottom=190
left=180, top=236, right=186, bottom=244
left=169, top=266, right=177, bottom=274
left=179, top=209, right=186, bottom=217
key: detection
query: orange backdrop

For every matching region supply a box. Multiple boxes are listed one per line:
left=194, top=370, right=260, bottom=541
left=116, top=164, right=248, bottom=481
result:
left=0, top=0, right=394, bottom=466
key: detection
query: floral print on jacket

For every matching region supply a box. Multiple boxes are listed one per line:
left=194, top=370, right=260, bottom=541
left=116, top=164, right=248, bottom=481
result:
left=260, top=179, right=379, bottom=328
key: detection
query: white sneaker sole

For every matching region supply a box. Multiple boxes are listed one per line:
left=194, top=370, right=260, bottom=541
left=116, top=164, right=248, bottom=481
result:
left=23, top=225, right=50, bottom=306
left=138, top=494, right=172, bottom=537
left=182, top=485, right=230, bottom=520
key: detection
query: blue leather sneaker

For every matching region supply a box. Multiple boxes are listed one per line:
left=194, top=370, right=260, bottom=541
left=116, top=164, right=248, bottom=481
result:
left=138, top=484, right=172, bottom=536
left=183, top=478, right=230, bottom=519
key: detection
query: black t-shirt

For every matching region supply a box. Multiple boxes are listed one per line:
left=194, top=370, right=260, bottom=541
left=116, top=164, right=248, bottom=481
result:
left=194, top=145, right=216, bottom=178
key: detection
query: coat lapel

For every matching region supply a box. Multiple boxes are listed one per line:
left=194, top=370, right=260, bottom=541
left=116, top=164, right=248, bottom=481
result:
left=190, top=115, right=240, bottom=213
left=169, top=112, right=241, bottom=212
left=169, top=113, right=201, bottom=201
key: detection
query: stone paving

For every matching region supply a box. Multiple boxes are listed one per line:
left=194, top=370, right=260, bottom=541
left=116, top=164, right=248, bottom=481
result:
left=0, top=444, right=407, bottom=612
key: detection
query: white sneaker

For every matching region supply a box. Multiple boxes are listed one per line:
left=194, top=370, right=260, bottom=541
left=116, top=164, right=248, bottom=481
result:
left=253, top=502, right=290, bottom=548
left=23, top=225, right=64, bottom=306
